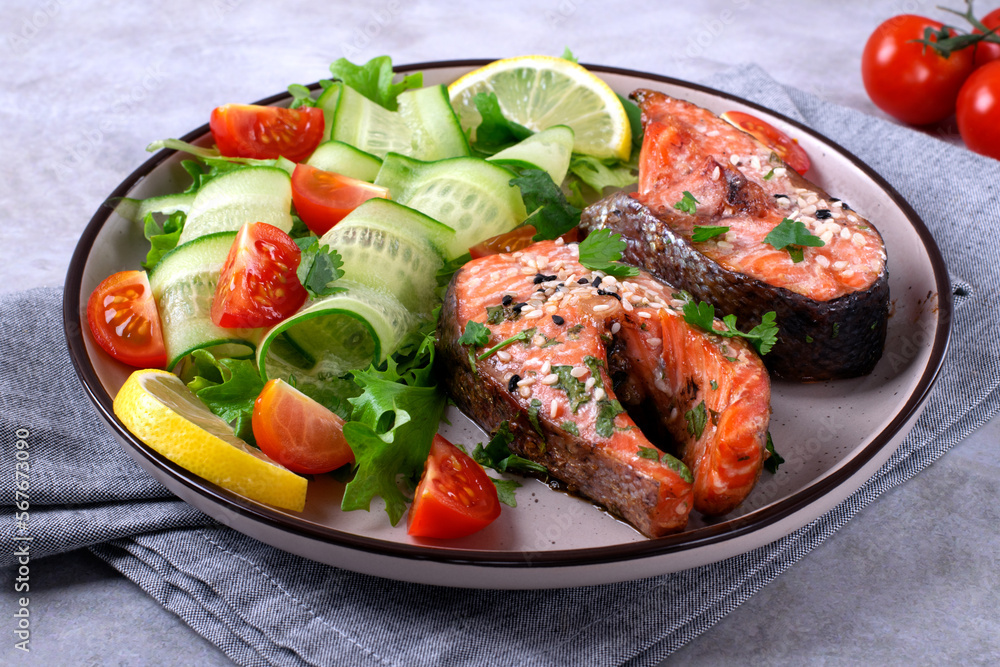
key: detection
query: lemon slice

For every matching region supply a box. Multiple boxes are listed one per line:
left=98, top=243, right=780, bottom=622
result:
left=113, top=369, right=307, bottom=511
left=448, top=55, right=632, bottom=161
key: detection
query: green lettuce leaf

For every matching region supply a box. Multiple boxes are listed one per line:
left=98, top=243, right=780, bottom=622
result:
left=328, top=55, right=422, bottom=111
left=184, top=350, right=265, bottom=445
left=141, top=211, right=185, bottom=271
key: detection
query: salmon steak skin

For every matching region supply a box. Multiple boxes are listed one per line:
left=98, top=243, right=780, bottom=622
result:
left=579, top=89, right=889, bottom=381
left=436, top=240, right=771, bottom=537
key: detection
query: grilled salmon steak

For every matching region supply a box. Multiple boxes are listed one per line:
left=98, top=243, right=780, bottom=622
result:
left=437, top=240, right=771, bottom=536
left=580, top=89, right=889, bottom=381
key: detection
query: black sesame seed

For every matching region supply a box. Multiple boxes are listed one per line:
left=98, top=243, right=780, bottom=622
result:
left=773, top=194, right=789, bottom=199
left=507, top=375, right=521, bottom=392
left=552, top=315, right=565, bottom=325
left=502, top=294, right=513, bottom=306
left=816, top=209, right=832, bottom=219
left=533, top=274, right=546, bottom=284
left=592, top=276, right=603, bottom=288
left=829, top=197, right=840, bottom=202
left=577, top=278, right=589, bottom=284
left=597, top=288, right=622, bottom=301
left=842, top=202, right=853, bottom=211
left=512, top=302, right=527, bottom=314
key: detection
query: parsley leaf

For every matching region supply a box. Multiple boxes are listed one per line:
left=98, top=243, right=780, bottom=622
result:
left=472, top=422, right=546, bottom=475
left=763, top=218, right=825, bottom=263
left=184, top=350, right=265, bottom=446
left=577, top=228, right=639, bottom=278
left=568, top=154, right=638, bottom=193
left=328, top=55, right=422, bottom=111
left=296, top=239, right=346, bottom=297
left=509, top=168, right=581, bottom=241
left=491, top=478, right=522, bottom=507
left=595, top=399, right=625, bottom=439
left=472, top=92, right=533, bottom=155
left=561, top=421, right=580, bottom=436
left=459, top=320, right=491, bottom=348
left=764, top=431, right=784, bottom=473
left=141, top=211, right=185, bottom=271
left=685, top=400, right=708, bottom=440
left=680, top=294, right=779, bottom=356
left=287, top=83, right=317, bottom=108
left=476, top=328, right=535, bottom=361
left=673, top=191, right=699, bottom=215
left=691, top=225, right=729, bottom=243
left=637, top=446, right=659, bottom=460
left=636, top=447, right=693, bottom=483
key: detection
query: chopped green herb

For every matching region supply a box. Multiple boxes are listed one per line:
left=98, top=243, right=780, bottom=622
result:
left=510, top=168, right=581, bottom=241
left=858, top=225, right=869, bottom=230
left=673, top=190, right=699, bottom=215
left=806, top=335, right=814, bottom=343
left=640, top=322, right=648, bottom=331
left=763, top=168, right=775, bottom=181
left=476, top=328, right=535, bottom=361
left=528, top=399, right=545, bottom=436
left=637, top=446, right=660, bottom=460
left=710, top=379, right=718, bottom=391
left=539, top=334, right=562, bottom=348
left=458, top=320, right=491, bottom=348
left=595, top=399, right=625, bottom=439
left=583, top=356, right=605, bottom=388
left=491, top=478, right=522, bottom=507
left=566, top=323, right=584, bottom=339
left=763, top=218, right=825, bottom=263
left=553, top=365, right=590, bottom=413
left=472, top=421, right=547, bottom=475
left=680, top=295, right=779, bottom=355
left=561, top=421, right=580, bottom=436
left=636, top=446, right=693, bottom=483
left=486, top=305, right=506, bottom=324
left=577, top=228, right=640, bottom=278
left=764, top=431, right=784, bottom=473
left=141, top=211, right=185, bottom=271
left=296, top=240, right=347, bottom=297
left=685, top=400, right=708, bottom=440
left=832, top=322, right=840, bottom=339
left=692, top=225, right=729, bottom=243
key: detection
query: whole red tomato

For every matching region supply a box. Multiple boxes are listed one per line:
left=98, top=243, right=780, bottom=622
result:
left=862, top=15, right=976, bottom=125
left=973, top=8, right=1000, bottom=67
left=956, top=60, right=1000, bottom=160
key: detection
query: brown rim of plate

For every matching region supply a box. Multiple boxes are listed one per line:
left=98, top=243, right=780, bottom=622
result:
left=63, top=60, right=952, bottom=569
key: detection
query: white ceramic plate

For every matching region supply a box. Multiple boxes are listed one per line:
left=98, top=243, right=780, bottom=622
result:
left=64, top=61, right=951, bottom=589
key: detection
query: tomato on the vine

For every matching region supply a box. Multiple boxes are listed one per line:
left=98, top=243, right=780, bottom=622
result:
left=862, top=15, right=976, bottom=125
left=956, top=60, right=1000, bottom=160
left=719, top=111, right=811, bottom=175
left=973, top=8, right=1000, bottom=67
left=291, top=163, right=389, bottom=236
left=211, top=222, right=308, bottom=329
left=252, top=379, right=354, bottom=475
left=407, top=435, right=501, bottom=539
left=86, top=270, right=167, bottom=368
left=210, top=104, right=324, bottom=162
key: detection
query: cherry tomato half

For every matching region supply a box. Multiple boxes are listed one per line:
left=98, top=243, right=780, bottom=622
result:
left=974, top=9, right=1000, bottom=68
left=210, top=104, right=324, bottom=163
left=86, top=270, right=167, bottom=368
left=211, top=222, right=308, bottom=329
left=468, top=225, right=579, bottom=259
left=861, top=15, right=976, bottom=125
left=291, top=163, right=389, bottom=236
left=407, top=435, right=501, bottom=539
left=252, top=379, right=353, bottom=475
left=957, top=60, right=1000, bottom=161
left=720, top=111, right=810, bottom=175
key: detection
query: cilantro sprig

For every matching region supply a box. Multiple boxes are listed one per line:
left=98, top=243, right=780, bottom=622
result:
left=691, top=225, right=729, bottom=243
left=673, top=191, right=699, bottom=215
left=295, top=238, right=346, bottom=297
left=763, top=218, right=825, bottom=263
left=577, top=228, right=639, bottom=278
left=680, top=293, right=779, bottom=355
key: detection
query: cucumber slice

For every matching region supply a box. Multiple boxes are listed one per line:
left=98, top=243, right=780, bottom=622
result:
left=332, top=85, right=412, bottom=158
left=397, top=84, right=471, bottom=161
left=306, top=140, right=383, bottom=182
left=257, top=280, right=413, bottom=396
left=319, top=199, right=453, bottom=313
left=148, top=231, right=260, bottom=369
left=488, top=125, right=575, bottom=185
left=114, top=192, right=196, bottom=224
left=316, top=82, right=342, bottom=142
left=374, top=154, right=527, bottom=259
left=178, top=166, right=293, bottom=244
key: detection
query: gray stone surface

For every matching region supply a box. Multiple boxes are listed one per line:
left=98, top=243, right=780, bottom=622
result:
left=1, top=0, right=997, bottom=665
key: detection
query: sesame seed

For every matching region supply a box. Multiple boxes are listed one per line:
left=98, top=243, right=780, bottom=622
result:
left=847, top=214, right=859, bottom=223
left=638, top=311, right=652, bottom=319
left=496, top=350, right=511, bottom=362
left=820, top=230, right=834, bottom=245
left=550, top=400, right=560, bottom=419
left=841, top=268, right=855, bottom=278
left=750, top=156, right=761, bottom=171
left=717, top=241, right=733, bottom=251
left=647, top=337, right=662, bottom=348
left=541, top=373, right=559, bottom=385
left=611, top=322, right=621, bottom=334
left=706, top=129, right=720, bottom=137
left=711, top=166, right=721, bottom=181
left=594, top=387, right=606, bottom=401
left=517, top=377, right=535, bottom=387
left=585, top=377, right=596, bottom=391
left=592, top=304, right=611, bottom=312
left=466, top=277, right=482, bottom=289
left=852, top=232, right=867, bottom=246
left=532, top=335, right=545, bottom=347
left=840, top=227, right=852, bottom=240
left=518, top=386, right=532, bottom=399
left=524, top=309, right=545, bottom=320
left=555, top=236, right=565, bottom=246
left=815, top=254, right=830, bottom=268
left=521, top=266, right=536, bottom=275
left=773, top=167, right=787, bottom=178
left=801, top=204, right=817, bottom=216
left=831, top=200, right=843, bottom=208
left=654, top=378, right=669, bottom=393
left=833, top=260, right=848, bottom=270
left=730, top=154, right=740, bottom=166
left=816, top=209, right=832, bottom=219
left=577, top=277, right=590, bottom=284
left=622, top=300, right=634, bottom=312
left=570, top=366, right=588, bottom=378
left=540, top=361, right=551, bottom=375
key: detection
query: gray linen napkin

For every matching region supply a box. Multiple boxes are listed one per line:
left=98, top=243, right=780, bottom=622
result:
left=2, top=64, right=998, bottom=666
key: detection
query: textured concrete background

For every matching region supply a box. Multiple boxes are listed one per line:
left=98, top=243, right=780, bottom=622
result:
left=1, top=0, right=998, bottom=664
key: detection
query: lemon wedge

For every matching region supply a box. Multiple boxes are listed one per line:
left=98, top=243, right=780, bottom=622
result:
left=448, top=55, right=632, bottom=161
left=113, top=369, right=307, bottom=511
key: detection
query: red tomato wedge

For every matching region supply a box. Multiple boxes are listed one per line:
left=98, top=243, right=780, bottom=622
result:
left=252, top=379, right=353, bottom=475
left=210, top=104, right=324, bottom=163
left=468, top=225, right=580, bottom=259
left=291, top=163, right=389, bottom=236
left=211, top=222, right=308, bottom=329
left=720, top=111, right=810, bottom=175
left=407, top=435, right=501, bottom=539
left=86, top=270, right=167, bottom=368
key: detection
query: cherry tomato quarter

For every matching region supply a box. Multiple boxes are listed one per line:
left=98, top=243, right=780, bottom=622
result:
left=861, top=15, right=976, bottom=125
left=211, top=222, right=308, bottom=329
left=252, top=379, right=354, bottom=475
left=86, top=270, right=167, bottom=368
left=407, top=435, right=501, bottom=539
left=210, top=104, right=324, bottom=163
left=290, top=163, right=389, bottom=236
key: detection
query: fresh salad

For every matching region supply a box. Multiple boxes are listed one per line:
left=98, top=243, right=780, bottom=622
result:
left=91, top=51, right=792, bottom=539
